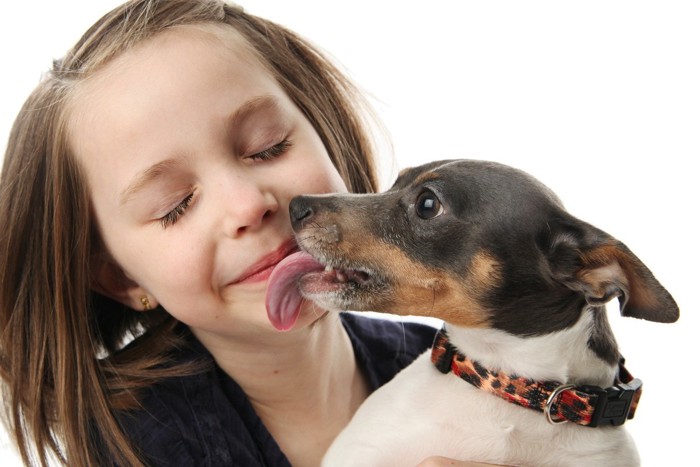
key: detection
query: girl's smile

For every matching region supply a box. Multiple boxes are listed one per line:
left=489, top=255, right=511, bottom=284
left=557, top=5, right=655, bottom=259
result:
left=232, top=239, right=298, bottom=285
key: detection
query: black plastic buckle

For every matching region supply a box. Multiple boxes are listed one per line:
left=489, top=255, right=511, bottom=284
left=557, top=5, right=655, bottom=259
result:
left=431, top=327, right=457, bottom=374
left=434, top=340, right=456, bottom=374
left=582, top=378, right=643, bottom=427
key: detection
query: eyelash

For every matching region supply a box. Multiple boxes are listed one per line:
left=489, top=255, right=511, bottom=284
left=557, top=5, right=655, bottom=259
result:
left=250, top=139, right=292, bottom=161
left=160, top=193, right=194, bottom=229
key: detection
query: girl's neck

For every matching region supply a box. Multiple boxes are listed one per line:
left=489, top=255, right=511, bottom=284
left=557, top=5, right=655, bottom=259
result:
left=242, top=317, right=356, bottom=403
left=192, top=313, right=368, bottom=465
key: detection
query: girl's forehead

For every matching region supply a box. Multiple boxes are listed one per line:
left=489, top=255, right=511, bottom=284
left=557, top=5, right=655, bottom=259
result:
left=66, top=22, right=274, bottom=134
left=69, top=23, right=265, bottom=109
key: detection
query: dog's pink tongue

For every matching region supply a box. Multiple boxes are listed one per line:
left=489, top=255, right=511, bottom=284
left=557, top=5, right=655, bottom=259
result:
left=265, top=251, right=325, bottom=331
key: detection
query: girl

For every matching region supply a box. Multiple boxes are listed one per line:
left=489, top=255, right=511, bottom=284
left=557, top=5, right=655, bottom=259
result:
left=0, top=1, right=491, bottom=466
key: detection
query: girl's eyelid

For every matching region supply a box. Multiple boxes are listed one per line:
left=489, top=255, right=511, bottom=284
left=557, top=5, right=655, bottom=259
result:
left=152, top=187, right=194, bottom=216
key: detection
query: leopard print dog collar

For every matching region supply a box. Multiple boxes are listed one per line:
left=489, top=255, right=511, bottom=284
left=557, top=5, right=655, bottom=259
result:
left=431, top=327, right=643, bottom=427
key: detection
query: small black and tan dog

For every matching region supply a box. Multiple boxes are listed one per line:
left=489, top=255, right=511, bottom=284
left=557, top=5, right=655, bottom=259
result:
left=289, top=159, right=678, bottom=467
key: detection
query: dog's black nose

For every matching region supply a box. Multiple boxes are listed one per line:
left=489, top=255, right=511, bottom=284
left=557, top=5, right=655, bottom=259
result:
left=289, top=196, right=314, bottom=231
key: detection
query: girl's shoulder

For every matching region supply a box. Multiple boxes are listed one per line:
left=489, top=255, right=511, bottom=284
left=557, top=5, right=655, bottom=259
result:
left=113, top=331, right=287, bottom=466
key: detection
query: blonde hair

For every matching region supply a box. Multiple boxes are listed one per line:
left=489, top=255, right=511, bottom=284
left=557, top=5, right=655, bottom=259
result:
left=0, top=1, right=379, bottom=465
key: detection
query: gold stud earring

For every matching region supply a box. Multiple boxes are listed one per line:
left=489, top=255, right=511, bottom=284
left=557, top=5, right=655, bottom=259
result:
left=140, top=295, right=152, bottom=311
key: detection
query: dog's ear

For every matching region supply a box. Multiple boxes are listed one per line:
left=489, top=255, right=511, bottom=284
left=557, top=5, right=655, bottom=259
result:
left=544, top=220, right=679, bottom=323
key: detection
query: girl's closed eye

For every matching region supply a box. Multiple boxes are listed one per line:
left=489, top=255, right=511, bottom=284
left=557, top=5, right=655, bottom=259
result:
left=160, top=192, right=194, bottom=229
left=250, top=138, right=292, bottom=161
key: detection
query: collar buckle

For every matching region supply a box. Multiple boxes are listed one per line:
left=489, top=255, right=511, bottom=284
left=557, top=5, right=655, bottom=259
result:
left=580, top=378, right=643, bottom=427
left=431, top=327, right=457, bottom=374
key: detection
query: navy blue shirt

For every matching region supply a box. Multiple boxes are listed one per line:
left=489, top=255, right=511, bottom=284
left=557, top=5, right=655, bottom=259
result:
left=116, top=313, right=437, bottom=466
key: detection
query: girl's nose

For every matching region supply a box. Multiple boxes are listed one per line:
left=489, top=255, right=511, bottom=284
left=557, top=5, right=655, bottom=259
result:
left=226, top=180, right=280, bottom=237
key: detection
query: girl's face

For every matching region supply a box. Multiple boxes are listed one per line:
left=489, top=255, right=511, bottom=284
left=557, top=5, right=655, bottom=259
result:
left=70, top=26, right=347, bottom=341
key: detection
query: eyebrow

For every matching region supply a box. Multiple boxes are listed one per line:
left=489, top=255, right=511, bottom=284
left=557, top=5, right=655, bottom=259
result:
left=119, top=95, right=283, bottom=205
left=227, top=94, right=283, bottom=130
left=120, top=158, right=184, bottom=206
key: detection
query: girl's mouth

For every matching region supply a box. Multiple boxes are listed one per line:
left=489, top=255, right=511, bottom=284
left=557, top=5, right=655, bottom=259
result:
left=234, top=240, right=298, bottom=285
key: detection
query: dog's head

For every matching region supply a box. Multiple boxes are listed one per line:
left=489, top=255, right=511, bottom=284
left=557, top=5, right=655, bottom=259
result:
left=290, top=159, right=678, bottom=339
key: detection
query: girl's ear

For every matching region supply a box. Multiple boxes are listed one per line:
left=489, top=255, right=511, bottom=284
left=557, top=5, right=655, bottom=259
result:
left=91, top=255, right=158, bottom=312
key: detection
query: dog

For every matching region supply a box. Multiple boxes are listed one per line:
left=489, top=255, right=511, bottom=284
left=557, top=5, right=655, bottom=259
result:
left=287, top=159, right=678, bottom=467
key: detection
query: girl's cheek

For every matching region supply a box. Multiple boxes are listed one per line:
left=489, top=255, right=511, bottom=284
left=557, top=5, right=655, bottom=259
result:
left=308, top=162, right=348, bottom=194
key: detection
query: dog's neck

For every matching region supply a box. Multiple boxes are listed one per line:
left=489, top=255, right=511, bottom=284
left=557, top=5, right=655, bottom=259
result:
left=444, top=307, right=617, bottom=388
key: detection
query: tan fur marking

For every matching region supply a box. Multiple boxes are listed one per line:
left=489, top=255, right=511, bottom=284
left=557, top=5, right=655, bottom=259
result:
left=579, top=244, right=661, bottom=310
left=413, top=171, right=441, bottom=186
left=336, top=232, right=492, bottom=328
left=467, top=250, right=502, bottom=291
left=578, top=262, right=628, bottom=300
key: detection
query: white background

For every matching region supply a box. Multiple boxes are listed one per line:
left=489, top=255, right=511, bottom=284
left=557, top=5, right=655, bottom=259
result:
left=1, top=1, right=698, bottom=465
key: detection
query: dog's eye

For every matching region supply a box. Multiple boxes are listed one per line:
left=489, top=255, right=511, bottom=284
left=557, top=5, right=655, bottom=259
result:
left=415, top=190, right=444, bottom=219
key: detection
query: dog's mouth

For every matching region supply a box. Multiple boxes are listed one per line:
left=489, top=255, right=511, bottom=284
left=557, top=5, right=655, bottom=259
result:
left=299, top=261, right=375, bottom=293
left=265, top=250, right=380, bottom=330
left=297, top=256, right=382, bottom=314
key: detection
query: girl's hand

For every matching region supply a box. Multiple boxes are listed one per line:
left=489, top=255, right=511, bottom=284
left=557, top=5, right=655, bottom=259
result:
left=417, top=456, right=508, bottom=467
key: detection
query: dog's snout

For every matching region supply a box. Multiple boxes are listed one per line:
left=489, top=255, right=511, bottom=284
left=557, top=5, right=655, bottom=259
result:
left=289, top=196, right=315, bottom=231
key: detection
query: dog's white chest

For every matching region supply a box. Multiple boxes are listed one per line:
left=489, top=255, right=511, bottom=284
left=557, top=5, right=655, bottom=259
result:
left=322, top=352, right=639, bottom=467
